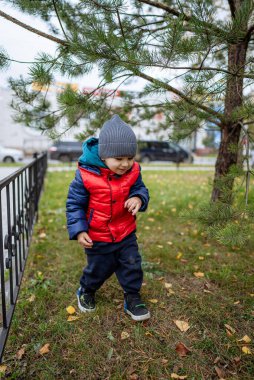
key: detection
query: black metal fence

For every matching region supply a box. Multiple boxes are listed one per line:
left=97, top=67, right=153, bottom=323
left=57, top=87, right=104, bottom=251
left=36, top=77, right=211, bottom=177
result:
left=0, top=153, right=47, bottom=361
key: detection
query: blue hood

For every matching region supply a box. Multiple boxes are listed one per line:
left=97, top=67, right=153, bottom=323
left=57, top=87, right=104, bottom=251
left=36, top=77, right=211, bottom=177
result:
left=78, top=137, right=107, bottom=168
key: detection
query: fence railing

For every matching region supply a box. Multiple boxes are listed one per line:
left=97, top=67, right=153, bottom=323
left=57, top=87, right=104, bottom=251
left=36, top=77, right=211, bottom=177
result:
left=0, top=153, right=47, bottom=361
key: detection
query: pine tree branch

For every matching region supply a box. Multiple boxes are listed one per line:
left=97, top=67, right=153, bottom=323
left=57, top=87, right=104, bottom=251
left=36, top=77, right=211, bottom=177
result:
left=52, top=0, right=69, bottom=40
left=116, top=8, right=126, bottom=40
left=0, top=10, right=68, bottom=46
left=134, top=69, right=224, bottom=123
left=138, top=0, right=186, bottom=19
left=137, top=0, right=223, bottom=36
left=130, top=19, right=166, bottom=30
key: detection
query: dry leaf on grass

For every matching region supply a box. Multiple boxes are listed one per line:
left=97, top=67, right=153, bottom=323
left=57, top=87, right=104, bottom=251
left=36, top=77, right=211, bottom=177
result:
left=121, top=331, right=130, bottom=340
left=224, top=324, right=236, bottom=335
left=242, top=346, right=252, bottom=355
left=238, top=335, right=251, bottom=343
left=149, top=299, right=158, bottom=304
left=233, top=357, right=241, bottom=364
left=66, top=306, right=76, bottom=315
left=27, top=294, right=35, bottom=302
left=193, top=272, right=204, bottom=278
left=176, top=252, right=183, bottom=260
left=39, top=343, right=50, bottom=355
left=167, top=289, right=175, bottom=296
left=164, top=282, right=172, bottom=289
left=174, top=320, right=190, bottom=332
left=0, top=365, right=7, bottom=374
left=170, top=373, right=187, bottom=379
left=16, top=346, right=26, bottom=360
left=175, top=342, right=191, bottom=357
left=129, top=374, right=139, bottom=380
left=214, top=365, right=225, bottom=379
left=67, top=316, right=80, bottom=322
left=39, top=232, right=46, bottom=239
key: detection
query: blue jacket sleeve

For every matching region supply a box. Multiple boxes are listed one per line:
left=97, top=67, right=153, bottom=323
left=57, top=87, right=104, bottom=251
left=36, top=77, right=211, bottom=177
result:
left=66, top=169, right=89, bottom=240
left=128, top=170, right=149, bottom=212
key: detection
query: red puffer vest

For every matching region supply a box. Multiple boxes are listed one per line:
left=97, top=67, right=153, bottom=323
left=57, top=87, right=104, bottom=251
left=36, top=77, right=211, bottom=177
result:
left=79, top=162, right=140, bottom=242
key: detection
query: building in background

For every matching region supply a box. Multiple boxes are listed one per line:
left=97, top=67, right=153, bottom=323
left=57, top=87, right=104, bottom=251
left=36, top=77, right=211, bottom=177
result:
left=0, top=84, right=209, bottom=155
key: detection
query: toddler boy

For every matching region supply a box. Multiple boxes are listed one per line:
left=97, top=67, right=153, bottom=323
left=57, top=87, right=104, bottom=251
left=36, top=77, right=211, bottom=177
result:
left=66, top=115, right=150, bottom=321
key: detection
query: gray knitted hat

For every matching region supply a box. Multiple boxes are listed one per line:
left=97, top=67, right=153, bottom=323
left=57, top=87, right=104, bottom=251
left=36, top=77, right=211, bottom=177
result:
left=98, top=114, right=137, bottom=159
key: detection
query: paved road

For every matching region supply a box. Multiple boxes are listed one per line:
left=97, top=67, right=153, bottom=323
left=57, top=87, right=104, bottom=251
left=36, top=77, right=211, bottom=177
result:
left=0, top=167, right=21, bottom=181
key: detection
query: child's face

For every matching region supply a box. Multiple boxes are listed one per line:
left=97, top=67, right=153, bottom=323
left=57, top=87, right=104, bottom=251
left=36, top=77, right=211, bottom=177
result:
left=104, top=157, right=134, bottom=175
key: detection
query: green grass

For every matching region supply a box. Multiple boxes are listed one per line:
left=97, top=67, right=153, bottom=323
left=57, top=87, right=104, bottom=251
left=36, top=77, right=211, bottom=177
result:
left=2, top=170, right=254, bottom=380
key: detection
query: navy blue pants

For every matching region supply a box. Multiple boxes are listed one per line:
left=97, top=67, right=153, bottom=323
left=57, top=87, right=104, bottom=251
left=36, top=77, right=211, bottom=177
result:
left=80, top=232, right=143, bottom=294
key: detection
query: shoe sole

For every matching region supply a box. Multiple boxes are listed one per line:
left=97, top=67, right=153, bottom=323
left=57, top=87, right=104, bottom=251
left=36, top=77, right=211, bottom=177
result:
left=77, top=294, right=96, bottom=313
left=125, top=309, right=151, bottom=321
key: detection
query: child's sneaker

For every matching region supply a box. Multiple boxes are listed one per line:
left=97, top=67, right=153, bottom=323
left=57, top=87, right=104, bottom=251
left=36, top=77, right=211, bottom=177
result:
left=124, top=293, right=150, bottom=321
left=76, top=287, right=96, bottom=312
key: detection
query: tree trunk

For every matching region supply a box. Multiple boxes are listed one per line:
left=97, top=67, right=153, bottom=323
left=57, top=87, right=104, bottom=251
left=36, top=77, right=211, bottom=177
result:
left=211, top=40, right=248, bottom=202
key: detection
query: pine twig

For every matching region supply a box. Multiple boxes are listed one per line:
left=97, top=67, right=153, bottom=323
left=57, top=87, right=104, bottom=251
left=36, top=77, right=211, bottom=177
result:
left=0, top=10, right=68, bottom=46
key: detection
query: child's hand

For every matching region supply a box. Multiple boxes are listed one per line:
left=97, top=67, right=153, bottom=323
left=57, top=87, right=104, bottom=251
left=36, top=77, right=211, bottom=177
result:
left=124, top=197, right=142, bottom=216
left=77, top=232, right=93, bottom=248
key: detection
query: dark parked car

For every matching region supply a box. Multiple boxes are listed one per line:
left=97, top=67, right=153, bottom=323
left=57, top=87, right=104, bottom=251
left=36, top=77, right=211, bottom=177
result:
left=48, top=141, right=83, bottom=162
left=136, top=140, right=192, bottom=163
left=49, top=139, right=192, bottom=164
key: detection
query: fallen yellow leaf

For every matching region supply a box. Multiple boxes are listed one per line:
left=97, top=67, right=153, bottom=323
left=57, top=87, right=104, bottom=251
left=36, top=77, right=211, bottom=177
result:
left=174, top=320, right=190, bottom=332
left=198, top=256, right=204, bottom=260
left=224, top=324, right=236, bottom=334
left=27, top=294, right=35, bottom=302
left=66, top=306, right=76, bottom=315
left=0, top=365, right=7, bottom=373
left=171, top=208, right=177, bottom=212
left=39, top=343, right=50, bottom=355
left=167, top=241, right=173, bottom=245
left=164, top=282, right=172, bottom=289
left=39, top=232, right=46, bottom=239
left=149, top=299, right=158, bottom=304
left=121, top=331, right=130, bottom=340
left=238, top=335, right=251, bottom=343
left=16, top=346, right=26, bottom=360
left=67, top=315, right=80, bottom=322
left=176, top=252, right=183, bottom=260
left=171, top=373, right=187, bottom=379
left=193, top=272, right=204, bottom=278
left=242, top=346, right=252, bottom=355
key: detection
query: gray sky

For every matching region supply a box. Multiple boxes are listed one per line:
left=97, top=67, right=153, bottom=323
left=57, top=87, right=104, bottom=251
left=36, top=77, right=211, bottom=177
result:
left=0, top=3, right=145, bottom=91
